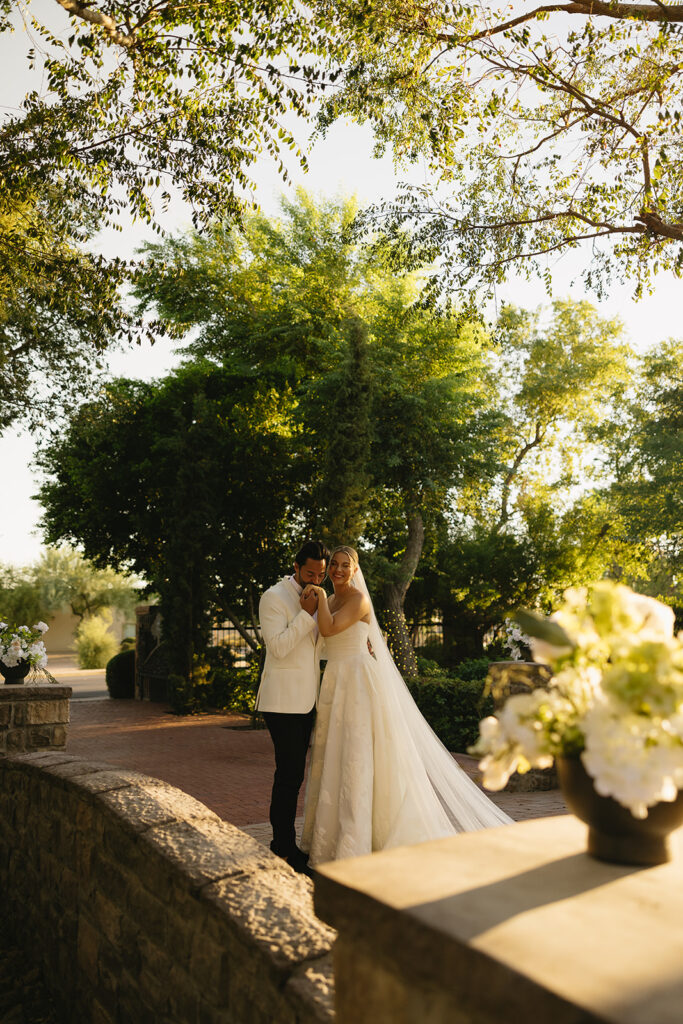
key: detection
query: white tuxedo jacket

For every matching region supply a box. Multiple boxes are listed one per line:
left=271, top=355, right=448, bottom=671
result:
left=254, top=577, right=321, bottom=713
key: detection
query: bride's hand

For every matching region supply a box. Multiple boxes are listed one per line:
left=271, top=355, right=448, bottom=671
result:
left=302, top=584, right=324, bottom=600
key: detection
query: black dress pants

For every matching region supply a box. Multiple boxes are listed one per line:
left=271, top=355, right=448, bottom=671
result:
left=263, top=707, right=316, bottom=855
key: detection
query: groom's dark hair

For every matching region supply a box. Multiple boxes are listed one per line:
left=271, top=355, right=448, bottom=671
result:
left=295, top=539, right=330, bottom=566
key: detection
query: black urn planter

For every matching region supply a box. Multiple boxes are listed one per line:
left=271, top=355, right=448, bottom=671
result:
left=0, top=659, right=31, bottom=684
left=557, top=755, right=683, bottom=866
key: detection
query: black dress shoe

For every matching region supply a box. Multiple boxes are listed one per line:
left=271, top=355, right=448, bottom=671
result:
left=288, top=856, right=314, bottom=878
left=270, top=841, right=313, bottom=876
left=270, top=841, right=309, bottom=862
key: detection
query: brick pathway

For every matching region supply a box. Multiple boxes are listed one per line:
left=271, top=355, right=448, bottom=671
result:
left=66, top=700, right=568, bottom=841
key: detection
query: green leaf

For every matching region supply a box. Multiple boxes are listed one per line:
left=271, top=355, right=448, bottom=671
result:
left=513, top=608, right=574, bottom=649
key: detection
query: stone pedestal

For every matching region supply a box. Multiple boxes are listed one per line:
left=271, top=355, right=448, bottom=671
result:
left=488, top=660, right=557, bottom=790
left=315, top=815, right=683, bottom=1024
left=0, top=685, right=71, bottom=755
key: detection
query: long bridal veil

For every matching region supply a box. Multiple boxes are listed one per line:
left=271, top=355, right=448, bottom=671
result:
left=354, top=565, right=512, bottom=834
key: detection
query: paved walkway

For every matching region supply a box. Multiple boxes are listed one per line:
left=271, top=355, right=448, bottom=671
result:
left=65, top=699, right=568, bottom=842
left=46, top=654, right=109, bottom=701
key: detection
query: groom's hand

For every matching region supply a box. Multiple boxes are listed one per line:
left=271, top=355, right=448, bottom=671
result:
left=300, top=588, right=318, bottom=616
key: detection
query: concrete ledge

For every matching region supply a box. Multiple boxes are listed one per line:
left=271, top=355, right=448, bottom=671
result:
left=315, top=816, right=683, bottom=1024
left=0, top=752, right=335, bottom=1023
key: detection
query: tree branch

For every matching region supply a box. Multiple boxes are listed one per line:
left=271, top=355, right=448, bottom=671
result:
left=53, top=0, right=136, bottom=47
left=437, top=1, right=683, bottom=48
left=494, top=423, right=545, bottom=533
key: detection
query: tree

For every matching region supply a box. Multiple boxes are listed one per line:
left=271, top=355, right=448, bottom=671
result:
left=136, top=192, right=495, bottom=674
left=4, top=1, right=325, bottom=228
left=316, top=0, right=683, bottom=295
left=32, top=546, right=140, bottom=622
left=406, top=298, right=638, bottom=661
left=0, top=0, right=328, bottom=429
left=0, top=191, right=132, bottom=430
left=37, top=365, right=299, bottom=682
left=0, top=545, right=140, bottom=628
left=597, top=338, right=683, bottom=605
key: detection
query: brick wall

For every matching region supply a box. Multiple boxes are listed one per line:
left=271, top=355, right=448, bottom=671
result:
left=0, top=752, right=335, bottom=1023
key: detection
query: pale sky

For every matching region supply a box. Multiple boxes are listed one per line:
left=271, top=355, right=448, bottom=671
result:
left=1, top=5, right=681, bottom=566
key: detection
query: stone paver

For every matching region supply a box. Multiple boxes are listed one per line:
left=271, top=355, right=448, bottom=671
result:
left=65, top=700, right=567, bottom=840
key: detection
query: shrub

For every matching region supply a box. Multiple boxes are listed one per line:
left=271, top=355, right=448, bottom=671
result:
left=453, top=657, right=491, bottom=683
left=406, top=675, right=494, bottom=752
left=209, top=659, right=261, bottom=714
left=168, top=673, right=196, bottom=714
left=73, top=612, right=118, bottom=669
left=105, top=648, right=135, bottom=698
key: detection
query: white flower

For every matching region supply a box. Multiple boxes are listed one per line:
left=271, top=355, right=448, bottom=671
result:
left=621, top=592, right=675, bottom=640
left=475, top=582, right=683, bottom=818
left=33, top=621, right=49, bottom=633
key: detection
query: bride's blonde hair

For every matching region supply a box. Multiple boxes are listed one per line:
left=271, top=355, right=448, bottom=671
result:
left=330, top=545, right=359, bottom=566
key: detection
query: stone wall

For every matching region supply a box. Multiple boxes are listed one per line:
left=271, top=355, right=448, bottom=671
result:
left=0, top=685, right=70, bottom=756
left=0, top=752, right=335, bottom=1023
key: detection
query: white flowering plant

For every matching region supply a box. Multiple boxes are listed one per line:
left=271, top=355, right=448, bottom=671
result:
left=0, top=620, right=49, bottom=670
left=471, top=582, right=683, bottom=819
left=501, top=618, right=532, bottom=661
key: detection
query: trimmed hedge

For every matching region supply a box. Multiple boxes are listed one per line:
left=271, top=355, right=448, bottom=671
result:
left=105, top=648, right=135, bottom=699
left=406, top=674, right=493, bottom=752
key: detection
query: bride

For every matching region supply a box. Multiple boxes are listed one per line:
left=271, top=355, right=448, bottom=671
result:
left=300, top=545, right=512, bottom=866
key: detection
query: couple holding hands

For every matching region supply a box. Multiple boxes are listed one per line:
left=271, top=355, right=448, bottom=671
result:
left=255, top=540, right=510, bottom=877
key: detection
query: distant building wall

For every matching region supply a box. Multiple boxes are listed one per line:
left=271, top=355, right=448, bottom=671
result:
left=44, top=608, right=134, bottom=654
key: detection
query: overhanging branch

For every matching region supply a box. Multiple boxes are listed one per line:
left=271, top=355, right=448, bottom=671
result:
left=54, top=0, right=136, bottom=47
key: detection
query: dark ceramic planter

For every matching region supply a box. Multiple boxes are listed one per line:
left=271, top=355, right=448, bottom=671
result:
left=0, top=659, right=31, bottom=684
left=557, top=755, right=683, bottom=866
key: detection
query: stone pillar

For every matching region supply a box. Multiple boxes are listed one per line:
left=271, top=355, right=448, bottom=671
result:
left=0, top=685, right=71, bottom=755
left=488, top=660, right=557, bottom=790
left=134, top=604, right=168, bottom=700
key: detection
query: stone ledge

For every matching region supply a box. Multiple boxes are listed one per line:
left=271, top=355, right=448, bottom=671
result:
left=0, top=685, right=72, bottom=702
left=0, top=752, right=335, bottom=1023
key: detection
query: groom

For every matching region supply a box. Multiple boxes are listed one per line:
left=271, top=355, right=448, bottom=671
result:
left=255, top=540, right=329, bottom=875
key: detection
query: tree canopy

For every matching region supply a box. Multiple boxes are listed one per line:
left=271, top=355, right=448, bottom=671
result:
left=0, top=0, right=328, bottom=429
left=135, top=192, right=495, bottom=673
left=315, top=0, right=683, bottom=296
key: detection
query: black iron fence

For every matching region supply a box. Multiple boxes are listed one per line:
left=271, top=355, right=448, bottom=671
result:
left=210, top=619, right=444, bottom=664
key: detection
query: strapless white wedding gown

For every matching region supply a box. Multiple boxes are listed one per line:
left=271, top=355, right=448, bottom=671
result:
left=301, top=620, right=511, bottom=866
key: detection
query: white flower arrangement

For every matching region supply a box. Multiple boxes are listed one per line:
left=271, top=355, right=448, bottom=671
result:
left=501, top=617, right=532, bottom=661
left=471, top=582, right=683, bottom=819
left=0, top=620, right=49, bottom=670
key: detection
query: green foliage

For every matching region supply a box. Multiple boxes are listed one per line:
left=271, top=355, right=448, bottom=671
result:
left=208, top=660, right=262, bottom=715
left=105, top=649, right=136, bottom=699
left=0, top=565, right=44, bottom=627
left=454, top=658, right=491, bottom=683
left=33, top=547, right=140, bottom=622
left=0, top=2, right=335, bottom=433
left=3, top=3, right=326, bottom=231
left=73, top=612, right=118, bottom=669
left=0, top=193, right=135, bottom=431
left=167, top=674, right=195, bottom=716
left=0, top=547, right=139, bottom=638
left=406, top=676, right=494, bottom=753
left=134, top=192, right=495, bottom=672
left=318, top=2, right=683, bottom=294
left=38, top=365, right=297, bottom=680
